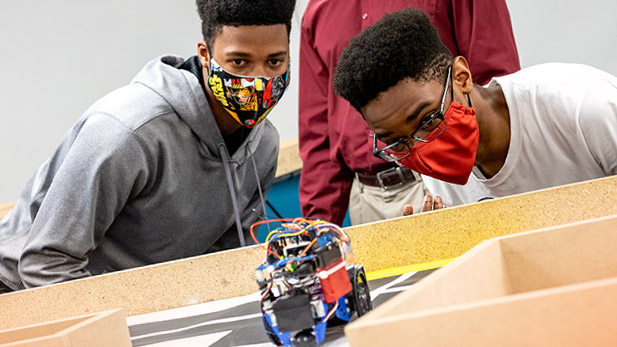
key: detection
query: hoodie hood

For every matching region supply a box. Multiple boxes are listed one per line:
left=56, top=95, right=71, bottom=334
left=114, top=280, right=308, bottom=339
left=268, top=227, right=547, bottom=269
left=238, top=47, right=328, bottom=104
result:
left=131, top=55, right=266, bottom=162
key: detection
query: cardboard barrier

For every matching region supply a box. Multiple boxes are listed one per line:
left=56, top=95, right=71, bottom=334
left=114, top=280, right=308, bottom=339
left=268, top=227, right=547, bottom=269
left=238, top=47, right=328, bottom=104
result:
left=345, top=214, right=617, bottom=347
left=0, top=309, right=130, bottom=347
left=1, top=176, right=617, bottom=330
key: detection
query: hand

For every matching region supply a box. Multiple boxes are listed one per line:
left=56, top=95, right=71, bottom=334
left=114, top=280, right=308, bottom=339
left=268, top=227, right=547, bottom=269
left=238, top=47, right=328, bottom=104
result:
left=402, top=194, right=448, bottom=216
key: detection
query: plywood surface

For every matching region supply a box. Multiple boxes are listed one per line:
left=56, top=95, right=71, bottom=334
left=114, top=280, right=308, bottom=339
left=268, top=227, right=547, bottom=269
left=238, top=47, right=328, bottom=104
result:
left=0, top=309, right=130, bottom=347
left=1, top=176, right=617, bottom=330
left=347, top=277, right=617, bottom=347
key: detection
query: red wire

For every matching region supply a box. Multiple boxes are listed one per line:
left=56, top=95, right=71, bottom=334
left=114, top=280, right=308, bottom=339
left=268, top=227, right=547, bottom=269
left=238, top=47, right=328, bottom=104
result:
left=250, top=218, right=338, bottom=258
left=260, top=283, right=272, bottom=304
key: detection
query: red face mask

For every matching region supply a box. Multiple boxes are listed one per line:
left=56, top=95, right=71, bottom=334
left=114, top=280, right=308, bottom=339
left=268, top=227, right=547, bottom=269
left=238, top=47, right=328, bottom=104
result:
left=396, top=100, right=479, bottom=185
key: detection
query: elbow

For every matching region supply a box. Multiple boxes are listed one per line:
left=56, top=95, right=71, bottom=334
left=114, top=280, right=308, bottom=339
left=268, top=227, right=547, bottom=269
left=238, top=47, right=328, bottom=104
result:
left=17, top=252, right=45, bottom=289
left=18, top=250, right=89, bottom=288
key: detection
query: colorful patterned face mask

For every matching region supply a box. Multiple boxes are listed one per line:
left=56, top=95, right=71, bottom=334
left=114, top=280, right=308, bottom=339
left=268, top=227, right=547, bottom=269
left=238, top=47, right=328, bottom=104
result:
left=207, top=58, right=290, bottom=128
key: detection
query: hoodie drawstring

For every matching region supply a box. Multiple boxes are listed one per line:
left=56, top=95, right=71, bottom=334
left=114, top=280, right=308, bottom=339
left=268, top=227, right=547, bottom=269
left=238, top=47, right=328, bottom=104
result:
left=219, top=143, right=247, bottom=247
left=218, top=142, right=269, bottom=247
left=249, top=150, right=268, bottom=221
left=248, top=145, right=271, bottom=237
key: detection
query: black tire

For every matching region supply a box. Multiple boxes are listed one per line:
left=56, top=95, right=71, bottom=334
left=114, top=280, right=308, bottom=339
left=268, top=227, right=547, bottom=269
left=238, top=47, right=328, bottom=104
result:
left=351, top=266, right=372, bottom=317
left=291, top=329, right=317, bottom=347
left=262, top=315, right=283, bottom=346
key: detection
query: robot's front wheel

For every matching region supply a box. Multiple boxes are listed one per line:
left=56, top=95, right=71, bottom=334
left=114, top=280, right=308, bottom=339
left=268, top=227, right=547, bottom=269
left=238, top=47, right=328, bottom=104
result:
left=351, top=266, right=372, bottom=317
left=261, top=316, right=283, bottom=346
left=291, top=329, right=316, bottom=347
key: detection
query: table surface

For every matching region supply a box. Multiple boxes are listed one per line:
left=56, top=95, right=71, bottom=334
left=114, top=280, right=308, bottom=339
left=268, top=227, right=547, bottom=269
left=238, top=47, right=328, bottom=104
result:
left=126, top=268, right=437, bottom=347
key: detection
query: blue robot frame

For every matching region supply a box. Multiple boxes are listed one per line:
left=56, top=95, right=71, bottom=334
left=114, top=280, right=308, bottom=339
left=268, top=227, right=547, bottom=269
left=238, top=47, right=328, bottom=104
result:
left=251, top=218, right=372, bottom=347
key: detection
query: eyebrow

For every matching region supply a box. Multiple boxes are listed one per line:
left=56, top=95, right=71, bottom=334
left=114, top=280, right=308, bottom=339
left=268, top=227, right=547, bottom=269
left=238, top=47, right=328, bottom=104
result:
left=405, top=100, right=433, bottom=124
left=374, top=99, right=434, bottom=142
left=225, top=51, right=288, bottom=58
left=225, top=51, right=250, bottom=58
left=266, top=51, right=288, bottom=58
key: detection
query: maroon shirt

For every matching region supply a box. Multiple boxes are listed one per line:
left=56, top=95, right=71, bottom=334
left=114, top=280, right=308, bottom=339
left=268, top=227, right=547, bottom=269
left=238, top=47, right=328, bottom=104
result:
left=299, top=0, right=521, bottom=225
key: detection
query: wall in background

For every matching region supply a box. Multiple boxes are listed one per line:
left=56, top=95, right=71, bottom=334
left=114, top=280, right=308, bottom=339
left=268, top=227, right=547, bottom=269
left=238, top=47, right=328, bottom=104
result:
left=505, top=0, right=617, bottom=74
left=0, top=0, right=615, bottom=203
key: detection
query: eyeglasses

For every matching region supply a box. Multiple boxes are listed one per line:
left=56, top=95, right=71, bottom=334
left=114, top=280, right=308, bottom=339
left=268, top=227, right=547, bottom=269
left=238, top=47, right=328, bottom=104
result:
left=373, top=66, right=452, bottom=163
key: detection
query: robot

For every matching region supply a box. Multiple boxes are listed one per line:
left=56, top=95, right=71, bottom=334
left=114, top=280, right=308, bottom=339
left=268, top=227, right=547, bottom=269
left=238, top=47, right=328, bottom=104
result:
left=251, top=218, right=372, bottom=347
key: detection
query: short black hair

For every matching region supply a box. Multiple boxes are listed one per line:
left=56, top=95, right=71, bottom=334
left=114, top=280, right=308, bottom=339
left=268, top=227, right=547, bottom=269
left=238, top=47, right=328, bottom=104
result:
left=333, top=8, right=453, bottom=113
left=196, top=0, right=297, bottom=50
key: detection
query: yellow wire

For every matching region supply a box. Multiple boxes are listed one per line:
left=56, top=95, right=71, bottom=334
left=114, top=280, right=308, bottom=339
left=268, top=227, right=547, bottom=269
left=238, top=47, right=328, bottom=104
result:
left=265, top=222, right=317, bottom=243
left=265, top=228, right=285, bottom=243
left=264, top=219, right=335, bottom=254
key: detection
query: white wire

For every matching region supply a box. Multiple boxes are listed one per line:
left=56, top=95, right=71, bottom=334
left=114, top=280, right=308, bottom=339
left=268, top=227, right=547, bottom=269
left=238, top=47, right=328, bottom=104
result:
left=321, top=301, right=339, bottom=322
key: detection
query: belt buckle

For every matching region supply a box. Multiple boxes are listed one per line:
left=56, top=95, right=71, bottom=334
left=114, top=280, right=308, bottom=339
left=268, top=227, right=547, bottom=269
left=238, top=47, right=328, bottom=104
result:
left=376, top=167, right=407, bottom=191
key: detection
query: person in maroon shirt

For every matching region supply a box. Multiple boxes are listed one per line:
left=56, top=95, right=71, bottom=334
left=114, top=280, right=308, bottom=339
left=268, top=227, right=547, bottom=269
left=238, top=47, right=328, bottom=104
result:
left=299, top=0, right=521, bottom=226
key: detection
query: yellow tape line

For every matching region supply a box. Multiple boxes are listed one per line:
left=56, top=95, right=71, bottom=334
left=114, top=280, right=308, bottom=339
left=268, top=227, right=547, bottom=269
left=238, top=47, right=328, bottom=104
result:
left=366, top=257, right=457, bottom=281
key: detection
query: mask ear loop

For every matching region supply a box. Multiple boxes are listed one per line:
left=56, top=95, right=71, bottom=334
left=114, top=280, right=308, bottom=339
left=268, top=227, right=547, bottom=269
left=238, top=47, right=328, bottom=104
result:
left=449, top=64, right=473, bottom=109
left=447, top=65, right=455, bottom=108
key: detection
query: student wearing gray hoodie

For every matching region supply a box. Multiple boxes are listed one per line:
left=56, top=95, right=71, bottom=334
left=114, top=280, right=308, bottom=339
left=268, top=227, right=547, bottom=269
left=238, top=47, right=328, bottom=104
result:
left=0, top=0, right=296, bottom=292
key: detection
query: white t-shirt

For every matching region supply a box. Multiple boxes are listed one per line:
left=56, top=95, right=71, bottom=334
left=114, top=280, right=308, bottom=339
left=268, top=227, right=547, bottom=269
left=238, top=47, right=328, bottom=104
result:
left=423, top=63, right=617, bottom=206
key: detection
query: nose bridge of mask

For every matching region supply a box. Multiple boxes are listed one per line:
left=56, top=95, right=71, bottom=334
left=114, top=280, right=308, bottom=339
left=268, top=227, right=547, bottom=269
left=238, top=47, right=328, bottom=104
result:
left=209, top=57, right=273, bottom=80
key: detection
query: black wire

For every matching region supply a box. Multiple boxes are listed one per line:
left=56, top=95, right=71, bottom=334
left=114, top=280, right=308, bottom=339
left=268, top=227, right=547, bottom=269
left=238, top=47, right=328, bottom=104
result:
left=266, top=200, right=284, bottom=219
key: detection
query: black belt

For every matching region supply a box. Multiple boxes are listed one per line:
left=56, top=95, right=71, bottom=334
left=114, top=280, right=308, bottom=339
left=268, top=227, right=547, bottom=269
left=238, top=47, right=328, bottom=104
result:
left=356, top=166, right=417, bottom=190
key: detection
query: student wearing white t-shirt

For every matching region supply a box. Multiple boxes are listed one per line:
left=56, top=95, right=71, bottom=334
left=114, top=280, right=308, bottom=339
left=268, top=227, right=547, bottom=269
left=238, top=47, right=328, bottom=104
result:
left=332, top=8, right=617, bottom=213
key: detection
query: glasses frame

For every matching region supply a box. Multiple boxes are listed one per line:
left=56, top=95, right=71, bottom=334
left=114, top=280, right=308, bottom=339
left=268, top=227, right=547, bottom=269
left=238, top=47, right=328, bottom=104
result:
left=373, top=66, right=452, bottom=163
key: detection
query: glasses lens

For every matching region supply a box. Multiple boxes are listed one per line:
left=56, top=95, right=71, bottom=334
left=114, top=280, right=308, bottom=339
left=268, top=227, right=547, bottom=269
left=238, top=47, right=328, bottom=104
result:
left=383, top=143, right=410, bottom=160
left=374, top=141, right=410, bottom=162
left=414, top=114, right=446, bottom=142
left=386, top=142, right=409, bottom=153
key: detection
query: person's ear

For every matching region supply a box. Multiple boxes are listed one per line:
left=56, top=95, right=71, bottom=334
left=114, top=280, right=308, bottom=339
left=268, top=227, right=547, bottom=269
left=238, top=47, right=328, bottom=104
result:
left=452, top=56, right=473, bottom=94
left=197, top=40, right=211, bottom=69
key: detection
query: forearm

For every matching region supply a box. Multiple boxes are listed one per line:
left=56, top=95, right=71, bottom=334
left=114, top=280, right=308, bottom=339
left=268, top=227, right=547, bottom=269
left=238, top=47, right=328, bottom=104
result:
left=18, top=114, right=147, bottom=287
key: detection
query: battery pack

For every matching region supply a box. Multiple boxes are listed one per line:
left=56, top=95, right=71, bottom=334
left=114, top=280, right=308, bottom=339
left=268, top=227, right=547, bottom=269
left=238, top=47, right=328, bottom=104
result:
left=272, top=292, right=315, bottom=332
left=318, top=258, right=352, bottom=303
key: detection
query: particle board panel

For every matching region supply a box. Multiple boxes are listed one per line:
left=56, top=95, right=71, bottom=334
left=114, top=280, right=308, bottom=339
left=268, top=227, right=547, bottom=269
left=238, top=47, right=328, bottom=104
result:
left=1, top=176, right=617, bottom=330
left=275, top=138, right=302, bottom=178
left=345, top=175, right=617, bottom=273
left=0, top=246, right=263, bottom=330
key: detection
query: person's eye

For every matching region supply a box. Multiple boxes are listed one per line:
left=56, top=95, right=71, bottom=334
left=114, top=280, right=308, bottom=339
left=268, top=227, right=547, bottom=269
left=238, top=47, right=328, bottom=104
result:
left=419, top=113, right=440, bottom=131
left=388, top=141, right=408, bottom=153
left=230, top=59, right=247, bottom=66
left=385, top=137, right=405, bottom=147
left=269, top=59, right=284, bottom=67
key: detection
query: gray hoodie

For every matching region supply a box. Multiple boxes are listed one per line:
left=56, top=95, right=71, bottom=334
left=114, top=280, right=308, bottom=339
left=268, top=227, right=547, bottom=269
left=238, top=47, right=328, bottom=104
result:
left=0, top=55, right=279, bottom=290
